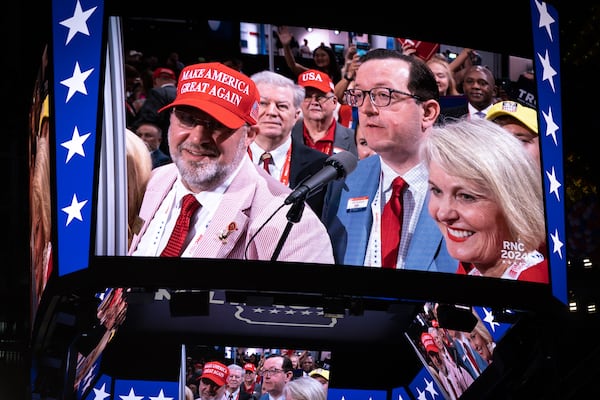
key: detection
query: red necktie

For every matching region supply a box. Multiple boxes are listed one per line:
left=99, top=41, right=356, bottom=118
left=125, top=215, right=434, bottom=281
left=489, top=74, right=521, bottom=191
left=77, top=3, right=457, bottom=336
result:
left=381, top=177, right=407, bottom=268
left=160, top=194, right=200, bottom=257
left=260, top=152, right=272, bottom=174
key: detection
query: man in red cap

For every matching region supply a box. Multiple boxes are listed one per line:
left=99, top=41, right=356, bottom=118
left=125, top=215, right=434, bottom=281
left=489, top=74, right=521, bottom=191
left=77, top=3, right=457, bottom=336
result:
left=198, top=361, right=229, bottom=400
left=128, top=62, right=334, bottom=264
left=421, top=332, right=474, bottom=400
left=242, top=363, right=261, bottom=399
left=291, top=69, right=357, bottom=157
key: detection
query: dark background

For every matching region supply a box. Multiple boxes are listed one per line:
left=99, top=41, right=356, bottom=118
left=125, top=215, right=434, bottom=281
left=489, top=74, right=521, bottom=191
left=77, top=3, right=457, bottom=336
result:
left=2, top=1, right=600, bottom=398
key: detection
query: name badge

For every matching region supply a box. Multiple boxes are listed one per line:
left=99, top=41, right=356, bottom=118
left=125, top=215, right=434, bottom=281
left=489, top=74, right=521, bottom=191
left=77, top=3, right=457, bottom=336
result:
left=346, top=196, right=369, bottom=212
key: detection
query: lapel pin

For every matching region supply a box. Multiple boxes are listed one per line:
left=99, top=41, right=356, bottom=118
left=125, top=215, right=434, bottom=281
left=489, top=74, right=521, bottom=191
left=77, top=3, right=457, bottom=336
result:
left=218, top=222, right=238, bottom=243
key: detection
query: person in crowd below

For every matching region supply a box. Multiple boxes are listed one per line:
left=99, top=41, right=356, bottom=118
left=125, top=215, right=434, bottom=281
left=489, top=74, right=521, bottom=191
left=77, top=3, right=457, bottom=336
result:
left=307, top=368, right=329, bottom=391
left=128, top=62, right=334, bottom=264
left=447, top=48, right=477, bottom=92
left=260, top=355, right=294, bottom=400
left=486, top=100, right=540, bottom=166
left=135, top=121, right=172, bottom=168
left=242, top=363, right=262, bottom=399
left=191, top=361, right=205, bottom=382
left=421, top=118, right=548, bottom=283
left=421, top=332, right=474, bottom=400
left=429, top=302, right=488, bottom=379
left=298, top=352, right=315, bottom=377
left=513, top=64, right=537, bottom=108
left=284, top=376, right=327, bottom=400
left=277, top=26, right=342, bottom=85
left=440, top=65, right=496, bottom=122
left=291, top=69, right=357, bottom=157
left=468, top=318, right=496, bottom=365
left=426, top=55, right=461, bottom=97
left=132, top=67, right=178, bottom=155
left=428, top=326, right=478, bottom=381
left=198, top=361, right=230, bottom=400
left=426, top=54, right=465, bottom=123
left=299, top=39, right=312, bottom=59
left=222, top=364, right=254, bottom=400
left=249, top=70, right=330, bottom=216
left=354, top=122, right=375, bottom=160
left=289, top=354, right=300, bottom=370
left=188, top=383, right=199, bottom=399
left=185, top=384, right=196, bottom=400
left=124, top=63, right=146, bottom=128
left=288, top=353, right=303, bottom=379
left=165, top=51, right=185, bottom=77
left=334, top=44, right=361, bottom=129
left=125, top=129, right=153, bottom=248
left=322, top=49, right=457, bottom=272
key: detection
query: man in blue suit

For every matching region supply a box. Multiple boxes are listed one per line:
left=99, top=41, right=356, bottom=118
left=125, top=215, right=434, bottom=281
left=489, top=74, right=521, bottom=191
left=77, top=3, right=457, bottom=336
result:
left=322, top=49, right=457, bottom=273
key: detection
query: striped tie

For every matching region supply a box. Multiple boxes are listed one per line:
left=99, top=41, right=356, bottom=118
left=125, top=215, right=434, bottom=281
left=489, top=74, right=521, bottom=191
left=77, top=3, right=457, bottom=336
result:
left=160, top=194, right=200, bottom=257
left=381, top=177, right=408, bottom=268
left=260, top=152, right=272, bottom=174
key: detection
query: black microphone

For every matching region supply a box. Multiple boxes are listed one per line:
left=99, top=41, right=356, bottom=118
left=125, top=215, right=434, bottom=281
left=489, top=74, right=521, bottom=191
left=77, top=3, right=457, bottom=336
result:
left=284, top=151, right=358, bottom=205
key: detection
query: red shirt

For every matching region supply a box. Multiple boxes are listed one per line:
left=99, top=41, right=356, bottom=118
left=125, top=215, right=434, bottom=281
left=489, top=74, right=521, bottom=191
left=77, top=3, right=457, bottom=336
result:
left=456, top=256, right=549, bottom=284
left=302, top=119, right=336, bottom=155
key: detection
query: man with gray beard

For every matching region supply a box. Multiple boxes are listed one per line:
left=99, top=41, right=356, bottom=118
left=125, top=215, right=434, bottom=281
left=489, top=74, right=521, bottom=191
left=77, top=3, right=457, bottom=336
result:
left=128, top=62, right=334, bottom=264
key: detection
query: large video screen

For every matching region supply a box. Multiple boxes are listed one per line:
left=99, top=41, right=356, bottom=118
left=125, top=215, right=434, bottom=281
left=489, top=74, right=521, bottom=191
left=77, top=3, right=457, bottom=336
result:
left=45, top=1, right=566, bottom=321
left=31, top=2, right=566, bottom=399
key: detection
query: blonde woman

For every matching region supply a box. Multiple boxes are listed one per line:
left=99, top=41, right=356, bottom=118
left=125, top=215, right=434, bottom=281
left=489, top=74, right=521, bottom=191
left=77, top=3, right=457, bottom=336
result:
left=427, top=55, right=460, bottom=97
left=469, top=319, right=496, bottom=364
left=125, top=129, right=152, bottom=248
left=284, top=376, right=326, bottom=400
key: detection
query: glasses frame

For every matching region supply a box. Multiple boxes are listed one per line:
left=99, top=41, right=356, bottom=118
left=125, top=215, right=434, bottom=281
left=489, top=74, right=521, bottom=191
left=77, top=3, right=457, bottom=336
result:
left=303, top=94, right=336, bottom=105
left=258, top=368, right=285, bottom=377
left=344, top=87, right=423, bottom=107
left=172, top=107, right=232, bottom=132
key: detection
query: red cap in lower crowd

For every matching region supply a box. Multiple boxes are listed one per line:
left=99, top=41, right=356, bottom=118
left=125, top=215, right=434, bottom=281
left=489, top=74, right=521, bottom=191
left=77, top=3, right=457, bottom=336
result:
left=200, top=361, right=230, bottom=386
left=158, top=62, right=260, bottom=129
left=243, top=363, right=256, bottom=373
left=152, top=67, right=176, bottom=80
left=420, top=332, right=440, bottom=354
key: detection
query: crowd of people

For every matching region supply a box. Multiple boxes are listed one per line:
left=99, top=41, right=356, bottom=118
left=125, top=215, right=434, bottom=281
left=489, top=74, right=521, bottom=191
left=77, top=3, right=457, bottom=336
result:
left=184, top=352, right=330, bottom=400
left=123, top=38, right=547, bottom=282
left=411, top=302, right=497, bottom=400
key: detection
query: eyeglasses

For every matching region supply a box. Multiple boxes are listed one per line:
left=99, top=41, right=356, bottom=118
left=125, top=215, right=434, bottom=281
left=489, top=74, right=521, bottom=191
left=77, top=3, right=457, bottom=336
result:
left=303, top=94, right=335, bottom=105
left=200, top=378, right=219, bottom=387
left=344, top=87, right=422, bottom=107
left=258, top=368, right=284, bottom=377
left=173, top=108, right=232, bottom=133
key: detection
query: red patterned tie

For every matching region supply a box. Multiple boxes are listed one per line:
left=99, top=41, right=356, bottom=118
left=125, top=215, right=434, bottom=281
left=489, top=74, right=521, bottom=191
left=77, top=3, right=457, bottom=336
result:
left=381, top=177, right=407, bottom=268
left=160, top=194, right=200, bottom=257
left=260, top=152, right=272, bottom=174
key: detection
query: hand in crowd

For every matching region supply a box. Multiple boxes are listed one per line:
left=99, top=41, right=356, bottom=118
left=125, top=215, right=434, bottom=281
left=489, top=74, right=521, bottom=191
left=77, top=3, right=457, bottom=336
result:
left=277, top=26, right=292, bottom=47
left=344, top=45, right=360, bottom=80
left=401, top=41, right=417, bottom=57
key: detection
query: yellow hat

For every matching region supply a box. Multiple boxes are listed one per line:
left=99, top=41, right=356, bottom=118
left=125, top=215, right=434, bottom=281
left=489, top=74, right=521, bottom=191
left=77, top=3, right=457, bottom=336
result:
left=309, top=368, right=330, bottom=381
left=486, top=101, right=538, bottom=135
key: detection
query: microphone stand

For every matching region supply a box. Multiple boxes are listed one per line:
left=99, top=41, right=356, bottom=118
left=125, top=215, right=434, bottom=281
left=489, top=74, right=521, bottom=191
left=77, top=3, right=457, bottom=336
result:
left=271, top=198, right=305, bottom=262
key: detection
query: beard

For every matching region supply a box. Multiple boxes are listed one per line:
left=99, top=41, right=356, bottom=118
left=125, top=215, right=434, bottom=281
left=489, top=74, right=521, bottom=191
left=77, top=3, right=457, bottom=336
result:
left=173, top=131, right=248, bottom=192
